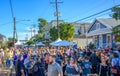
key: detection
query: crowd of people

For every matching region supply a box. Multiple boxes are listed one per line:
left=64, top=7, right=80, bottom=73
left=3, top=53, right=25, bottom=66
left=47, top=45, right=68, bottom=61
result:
left=0, top=46, right=120, bottom=76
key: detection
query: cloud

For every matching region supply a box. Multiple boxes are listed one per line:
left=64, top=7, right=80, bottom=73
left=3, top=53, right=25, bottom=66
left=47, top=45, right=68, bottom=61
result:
left=17, top=32, right=30, bottom=40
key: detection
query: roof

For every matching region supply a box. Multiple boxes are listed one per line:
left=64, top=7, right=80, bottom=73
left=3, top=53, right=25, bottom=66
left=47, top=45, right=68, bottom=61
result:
left=87, top=18, right=120, bottom=36
left=87, top=18, right=120, bottom=33
left=97, top=18, right=120, bottom=29
left=87, top=28, right=112, bottom=36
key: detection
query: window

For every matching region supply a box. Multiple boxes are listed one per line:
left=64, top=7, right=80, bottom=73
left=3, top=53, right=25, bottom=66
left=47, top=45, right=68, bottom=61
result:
left=75, top=26, right=80, bottom=35
left=96, top=23, right=100, bottom=29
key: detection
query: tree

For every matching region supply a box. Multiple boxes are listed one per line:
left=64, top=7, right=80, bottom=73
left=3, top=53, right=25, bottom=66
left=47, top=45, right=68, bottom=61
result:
left=0, top=42, right=7, bottom=49
left=50, top=23, right=74, bottom=41
left=49, top=27, right=58, bottom=41
left=35, top=18, right=48, bottom=41
left=26, top=39, right=34, bottom=45
left=112, top=6, right=120, bottom=20
left=7, top=37, right=17, bottom=47
left=32, top=33, right=44, bottom=42
left=112, top=6, right=120, bottom=42
left=113, top=25, right=120, bottom=42
left=88, top=42, right=95, bottom=50
left=38, top=18, right=47, bottom=33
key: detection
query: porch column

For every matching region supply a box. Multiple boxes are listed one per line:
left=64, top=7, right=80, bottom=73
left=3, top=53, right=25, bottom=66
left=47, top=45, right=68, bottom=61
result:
left=92, top=36, right=95, bottom=44
left=107, top=34, right=111, bottom=47
left=99, top=35, right=102, bottom=48
left=111, top=33, right=114, bottom=48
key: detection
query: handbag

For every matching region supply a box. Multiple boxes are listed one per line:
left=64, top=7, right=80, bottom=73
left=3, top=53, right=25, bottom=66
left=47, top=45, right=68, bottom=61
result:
left=111, top=67, right=118, bottom=74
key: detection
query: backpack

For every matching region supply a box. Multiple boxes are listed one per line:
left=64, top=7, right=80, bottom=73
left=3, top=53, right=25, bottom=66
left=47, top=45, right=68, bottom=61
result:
left=33, top=64, right=39, bottom=73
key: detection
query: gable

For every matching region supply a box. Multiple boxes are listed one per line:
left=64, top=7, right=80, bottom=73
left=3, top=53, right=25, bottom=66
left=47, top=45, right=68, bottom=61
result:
left=88, top=20, right=107, bottom=33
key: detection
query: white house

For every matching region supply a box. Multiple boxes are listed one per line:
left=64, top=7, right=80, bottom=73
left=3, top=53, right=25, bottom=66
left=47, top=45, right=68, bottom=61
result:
left=87, top=18, right=120, bottom=48
left=0, top=34, right=6, bottom=42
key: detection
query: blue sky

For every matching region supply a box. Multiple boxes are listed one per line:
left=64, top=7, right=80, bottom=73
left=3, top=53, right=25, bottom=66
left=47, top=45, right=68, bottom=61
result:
left=0, top=0, right=120, bottom=40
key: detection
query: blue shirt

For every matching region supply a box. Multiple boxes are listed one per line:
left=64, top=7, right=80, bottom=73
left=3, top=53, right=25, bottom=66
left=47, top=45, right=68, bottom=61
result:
left=112, top=58, right=120, bottom=67
left=22, top=54, right=28, bottom=63
left=13, top=55, right=18, bottom=66
left=83, top=61, right=92, bottom=75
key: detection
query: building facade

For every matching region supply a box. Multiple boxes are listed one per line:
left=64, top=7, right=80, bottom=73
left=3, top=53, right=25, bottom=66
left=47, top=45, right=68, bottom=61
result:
left=72, top=23, right=92, bottom=47
left=43, top=20, right=92, bottom=47
left=87, top=18, right=120, bottom=48
left=0, top=34, right=6, bottom=42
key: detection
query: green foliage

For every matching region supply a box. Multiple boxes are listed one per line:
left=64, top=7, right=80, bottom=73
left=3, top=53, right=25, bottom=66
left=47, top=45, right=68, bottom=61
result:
left=6, top=37, right=17, bottom=47
left=38, top=18, right=47, bottom=33
left=116, top=36, right=120, bottom=42
left=0, top=41, right=4, bottom=48
left=36, top=18, right=48, bottom=41
left=32, top=33, right=44, bottom=42
left=112, top=6, right=120, bottom=20
left=49, top=23, right=74, bottom=41
left=113, top=25, right=120, bottom=42
left=88, top=42, right=95, bottom=49
left=49, top=27, right=58, bottom=41
left=113, top=25, right=120, bottom=35
left=112, top=6, right=120, bottom=42
left=60, top=23, right=74, bottom=41
left=26, top=39, right=34, bottom=45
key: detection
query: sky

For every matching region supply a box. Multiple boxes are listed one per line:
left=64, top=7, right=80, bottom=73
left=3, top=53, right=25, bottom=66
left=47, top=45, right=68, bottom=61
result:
left=0, top=0, right=120, bottom=40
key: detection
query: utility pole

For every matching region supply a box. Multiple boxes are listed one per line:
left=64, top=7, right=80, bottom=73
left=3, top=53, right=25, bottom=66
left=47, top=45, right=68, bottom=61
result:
left=10, top=0, right=30, bottom=46
left=13, top=17, right=16, bottom=46
left=33, top=24, right=36, bottom=37
left=30, top=27, right=33, bottom=38
left=56, top=0, right=60, bottom=38
left=50, top=0, right=63, bottom=39
left=10, top=0, right=16, bottom=46
left=25, top=34, right=28, bottom=41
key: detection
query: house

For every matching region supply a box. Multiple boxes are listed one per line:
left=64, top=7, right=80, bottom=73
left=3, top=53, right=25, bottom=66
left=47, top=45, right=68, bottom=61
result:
left=72, top=23, right=92, bottom=47
left=0, top=34, right=6, bottom=42
left=43, top=20, right=92, bottom=47
left=87, top=18, right=120, bottom=48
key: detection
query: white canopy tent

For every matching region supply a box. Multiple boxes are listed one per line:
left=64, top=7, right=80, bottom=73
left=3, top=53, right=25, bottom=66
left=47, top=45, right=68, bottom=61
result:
left=53, top=40, right=74, bottom=46
left=29, top=44, right=35, bottom=47
left=15, top=40, right=23, bottom=46
left=116, top=42, right=120, bottom=45
left=36, top=42, right=45, bottom=46
left=50, top=38, right=62, bottom=45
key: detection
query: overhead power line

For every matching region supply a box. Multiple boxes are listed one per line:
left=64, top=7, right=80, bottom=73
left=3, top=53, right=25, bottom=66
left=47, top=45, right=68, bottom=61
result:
left=83, top=11, right=112, bottom=22
left=10, top=0, right=14, bottom=18
left=64, top=0, right=107, bottom=22
left=0, top=20, right=30, bottom=26
left=74, top=4, right=120, bottom=23
left=0, top=21, right=13, bottom=26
